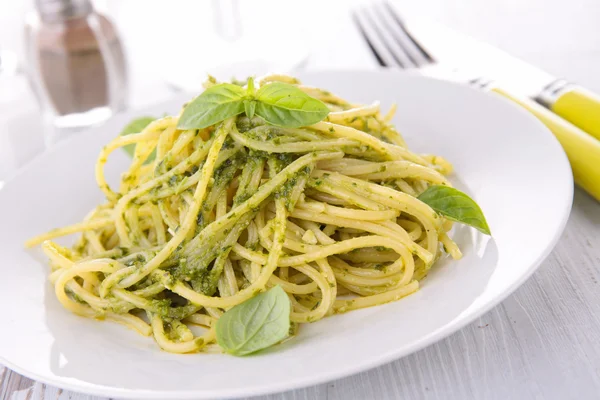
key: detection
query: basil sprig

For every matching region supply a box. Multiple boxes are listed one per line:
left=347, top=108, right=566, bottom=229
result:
left=254, top=82, right=332, bottom=128
left=177, top=84, right=246, bottom=130
left=418, top=185, right=491, bottom=235
left=216, top=285, right=291, bottom=356
left=178, top=78, right=330, bottom=130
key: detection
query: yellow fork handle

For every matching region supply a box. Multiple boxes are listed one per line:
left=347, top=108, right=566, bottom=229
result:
left=492, top=87, right=600, bottom=201
left=551, top=86, right=600, bottom=141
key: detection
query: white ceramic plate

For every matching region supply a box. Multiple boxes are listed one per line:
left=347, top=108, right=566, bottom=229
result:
left=0, top=71, right=572, bottom=399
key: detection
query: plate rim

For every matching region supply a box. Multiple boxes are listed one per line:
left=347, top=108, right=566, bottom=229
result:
left=0, top=69, right=574, bottom=399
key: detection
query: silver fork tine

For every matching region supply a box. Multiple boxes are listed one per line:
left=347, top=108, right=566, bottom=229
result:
left=354, top=2, right=436, bottom=69
left=353, top=8, right=403, bottom=67
left=362, top=5, right=418, bottom=68
left=372, top=2, right=434, bottom=68
left=358, top=6, right=417, bottom=68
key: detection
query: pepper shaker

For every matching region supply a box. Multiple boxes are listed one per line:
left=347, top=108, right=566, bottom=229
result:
left=24, top=0, right=127, bottom=133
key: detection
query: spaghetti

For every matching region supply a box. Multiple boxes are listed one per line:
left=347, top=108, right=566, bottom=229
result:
left=27, top=74, right=461, bottom=354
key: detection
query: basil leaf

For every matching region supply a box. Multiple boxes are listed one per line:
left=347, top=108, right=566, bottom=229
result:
left=120, top=116, right=156, bottom=161
left=254, top=82, right=330, bottom=128
left=244, top=99, right=256, bottom=119
left=418, top=185, right=491, bottom=235
left=216, top=285, right=291, bottom=356
left=246, top=76, right=255, bottom=96
left=177, top=83, right=246, bottom=129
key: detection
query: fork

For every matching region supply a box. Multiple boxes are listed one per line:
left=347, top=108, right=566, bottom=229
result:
left=352, top=2, right=488, bottom=88
left=352, top=2, right=600, bottom=202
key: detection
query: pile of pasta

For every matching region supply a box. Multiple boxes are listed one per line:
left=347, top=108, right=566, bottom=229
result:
left=27, top=74, right=460, bottom=353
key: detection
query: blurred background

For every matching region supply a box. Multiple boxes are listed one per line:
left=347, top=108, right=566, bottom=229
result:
left=0, top=0, right=599, bottom=176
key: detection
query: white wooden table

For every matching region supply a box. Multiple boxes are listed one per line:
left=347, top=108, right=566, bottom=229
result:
left=2, top=0, right=600, bottom=399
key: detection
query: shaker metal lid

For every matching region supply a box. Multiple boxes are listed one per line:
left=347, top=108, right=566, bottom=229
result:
left=35, top=0, right=93, bottom=19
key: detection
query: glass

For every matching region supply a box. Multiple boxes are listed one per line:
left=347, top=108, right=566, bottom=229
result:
left=1, top=48, right=47, bottom=184
left=0, top=49, right=20, bottom=186
left=24, top=0, right=127, bottom=136
left=0, top=49, right=19, bottom=77
left=160, top=0, right=309, bottom=92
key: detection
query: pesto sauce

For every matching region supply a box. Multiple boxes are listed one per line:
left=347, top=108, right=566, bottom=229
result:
left=236, top=116, right=267, bottom=133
